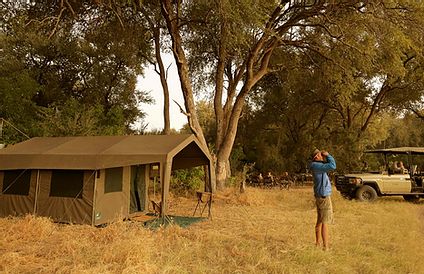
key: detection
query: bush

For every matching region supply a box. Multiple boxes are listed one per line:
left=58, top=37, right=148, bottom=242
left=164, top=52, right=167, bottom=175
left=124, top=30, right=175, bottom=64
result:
left=171, top=167, right=205, bottom=195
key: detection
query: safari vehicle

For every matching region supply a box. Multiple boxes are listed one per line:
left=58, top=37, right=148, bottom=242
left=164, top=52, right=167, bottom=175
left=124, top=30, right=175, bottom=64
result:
left=335, top=147, right=424, bottom=202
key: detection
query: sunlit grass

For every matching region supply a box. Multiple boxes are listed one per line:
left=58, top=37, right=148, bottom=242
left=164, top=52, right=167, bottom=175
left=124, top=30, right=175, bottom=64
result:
left=1, top=187, right=423, bottom=273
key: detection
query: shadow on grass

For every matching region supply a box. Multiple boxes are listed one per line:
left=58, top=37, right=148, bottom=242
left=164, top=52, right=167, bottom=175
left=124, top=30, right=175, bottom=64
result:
left=144, top=215, right=207, bottom=229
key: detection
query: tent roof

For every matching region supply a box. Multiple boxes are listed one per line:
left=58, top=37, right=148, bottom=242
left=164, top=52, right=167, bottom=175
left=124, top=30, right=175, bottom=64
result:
left=0, top=134, right=211, bottom=170
left=365, top=147, right=424, bottom=155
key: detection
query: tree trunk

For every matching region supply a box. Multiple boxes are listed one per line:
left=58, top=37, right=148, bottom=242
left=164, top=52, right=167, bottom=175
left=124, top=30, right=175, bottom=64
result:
left=160, top=0, right=214, bottom=189
left=160, top=0, right=207, bottom=142
left=215, top=157, right=227, bottom=190
left=240, top=164, right=249, bottom=193
left=240, top=179, right=246, bottom=193
left=140, top=7, right=171, bottom=135
left=152, top=27, right=171, bottom=135
left=160, top=0, right=280, bottom=190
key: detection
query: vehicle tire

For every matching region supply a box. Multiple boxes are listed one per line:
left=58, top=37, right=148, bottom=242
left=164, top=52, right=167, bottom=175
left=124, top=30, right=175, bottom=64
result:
left=356, top=185, right=378, bottom=202
left=403, top=195, right=420, bottom=203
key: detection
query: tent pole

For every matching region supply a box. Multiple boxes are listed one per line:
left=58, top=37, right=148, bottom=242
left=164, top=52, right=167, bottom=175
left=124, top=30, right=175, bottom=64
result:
left=160, top=162, right=164, bottom=217
left=33, top=170, right=40, bottom=215
left=143, top=165, right=149, bottom=212
left=160, top=158, right=172, bottom=218
left=91, top=170, right=99, bottom=226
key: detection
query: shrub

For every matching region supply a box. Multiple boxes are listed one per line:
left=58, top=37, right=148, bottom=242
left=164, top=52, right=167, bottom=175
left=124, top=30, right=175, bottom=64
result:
left=171, top=167, right=205, bottom=195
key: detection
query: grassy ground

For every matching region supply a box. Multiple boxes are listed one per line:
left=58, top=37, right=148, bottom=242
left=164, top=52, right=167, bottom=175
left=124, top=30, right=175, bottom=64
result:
left=1, top=187, right=423, bottom=274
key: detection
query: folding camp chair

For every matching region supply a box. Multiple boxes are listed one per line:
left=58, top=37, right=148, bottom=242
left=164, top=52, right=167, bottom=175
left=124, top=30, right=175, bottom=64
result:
left=151, top=200, right=162, bottom=216
left=150, top=200, right=172, bottom=223
left=193, top=191, right=213, bottom=219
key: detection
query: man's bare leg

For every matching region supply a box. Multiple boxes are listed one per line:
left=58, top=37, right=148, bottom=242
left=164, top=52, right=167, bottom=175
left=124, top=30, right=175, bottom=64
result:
left=322, top=223, right=329, bottom=251
left=315, top=222, right=322, bottom=247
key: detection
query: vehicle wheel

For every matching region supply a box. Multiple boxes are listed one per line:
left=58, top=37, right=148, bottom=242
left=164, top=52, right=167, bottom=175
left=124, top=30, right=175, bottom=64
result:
left=403, top=195, right=420, bottom=203
left=356, top=185, right=378, bottom=202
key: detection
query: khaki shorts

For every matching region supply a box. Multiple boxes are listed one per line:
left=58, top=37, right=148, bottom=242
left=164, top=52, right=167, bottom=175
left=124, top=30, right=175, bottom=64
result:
left=315, top=196, right=333, bottom=224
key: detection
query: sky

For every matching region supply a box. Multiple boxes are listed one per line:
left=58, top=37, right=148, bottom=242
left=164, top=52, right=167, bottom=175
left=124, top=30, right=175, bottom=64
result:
left=135, top=54, right=187, bottom=132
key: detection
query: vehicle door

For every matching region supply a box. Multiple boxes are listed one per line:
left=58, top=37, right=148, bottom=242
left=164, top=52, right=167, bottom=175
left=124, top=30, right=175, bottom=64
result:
left=381, top=174, right=411, bottom=193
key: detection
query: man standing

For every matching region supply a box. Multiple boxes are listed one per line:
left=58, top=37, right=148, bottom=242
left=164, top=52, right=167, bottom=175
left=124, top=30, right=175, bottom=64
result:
left=309, top=149, right=336, bottom=251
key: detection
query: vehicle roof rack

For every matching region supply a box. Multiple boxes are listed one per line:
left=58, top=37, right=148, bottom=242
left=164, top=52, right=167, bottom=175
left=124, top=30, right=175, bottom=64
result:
left=365, top=147, right=424, bottom=155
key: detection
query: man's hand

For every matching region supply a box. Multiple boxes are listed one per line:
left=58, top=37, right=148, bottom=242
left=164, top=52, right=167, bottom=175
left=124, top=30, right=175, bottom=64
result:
left=321, top=151, right=329, bottom=157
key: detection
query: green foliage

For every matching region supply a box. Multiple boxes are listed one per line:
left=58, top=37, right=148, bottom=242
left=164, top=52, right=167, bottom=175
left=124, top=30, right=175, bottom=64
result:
left=170, top=167, right=205, bottom=195
left=229, top=145, right=246, bottom=174
left=0, top=56, right=40, bottom=141
left=382, top=113, right=424, bottom=148
left=0, top=2, right=153, bottom=141
left=180, top=100, right=215, bottom=148
left=36, top=98, right=131, bottom=136
left=232, top=1, right=424, bottom=174
left=196, top=100, right=216, bottom=147
left=37, top=99, right=102, bottom=137
left=184, top=0, right=278, bottom=93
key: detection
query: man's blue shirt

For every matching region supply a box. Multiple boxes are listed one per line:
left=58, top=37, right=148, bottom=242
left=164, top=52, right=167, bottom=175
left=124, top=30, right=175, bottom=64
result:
left=309, top=154, right=336, bottom=197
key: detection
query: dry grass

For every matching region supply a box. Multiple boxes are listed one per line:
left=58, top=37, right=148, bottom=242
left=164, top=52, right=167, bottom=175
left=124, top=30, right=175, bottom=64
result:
left=1, top=187, right=424, bottom=274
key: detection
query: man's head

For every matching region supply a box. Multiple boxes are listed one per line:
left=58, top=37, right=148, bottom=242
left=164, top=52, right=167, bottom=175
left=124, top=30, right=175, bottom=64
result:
left=312, top=148, right=323, bottom=161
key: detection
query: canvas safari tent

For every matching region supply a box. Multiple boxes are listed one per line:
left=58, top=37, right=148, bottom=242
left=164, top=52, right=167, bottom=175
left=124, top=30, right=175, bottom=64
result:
left=0, top=134, right=214, bottom=225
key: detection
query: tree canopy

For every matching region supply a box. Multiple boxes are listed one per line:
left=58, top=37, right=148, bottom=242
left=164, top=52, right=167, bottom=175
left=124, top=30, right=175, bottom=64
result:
left=238, top=1, right=424, bottom=172
left=0, top=1, right=152, bottom=142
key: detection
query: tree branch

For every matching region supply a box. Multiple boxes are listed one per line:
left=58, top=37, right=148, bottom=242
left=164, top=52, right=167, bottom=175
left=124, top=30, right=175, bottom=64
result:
left=48, top=7, right=66, bottom=39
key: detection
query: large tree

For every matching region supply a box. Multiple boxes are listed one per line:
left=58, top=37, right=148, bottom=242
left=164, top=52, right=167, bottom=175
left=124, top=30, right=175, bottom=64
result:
left=159, top=0, right=424, bottom=188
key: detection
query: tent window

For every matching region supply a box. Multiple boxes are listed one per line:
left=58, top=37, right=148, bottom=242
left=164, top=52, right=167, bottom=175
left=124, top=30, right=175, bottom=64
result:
left=2, top=170, right=31, bottom=195
left=50, top=170, right=83, bottom=198
left=105, top=167, right=123, bottom=193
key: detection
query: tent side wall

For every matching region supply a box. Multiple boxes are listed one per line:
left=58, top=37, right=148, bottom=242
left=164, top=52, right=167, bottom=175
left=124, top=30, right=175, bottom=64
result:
left=35, top=170, right=95, bottom=224
left=93, top=166, right=131, bottom=226
left=0, top=170, right=37, bottom=217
